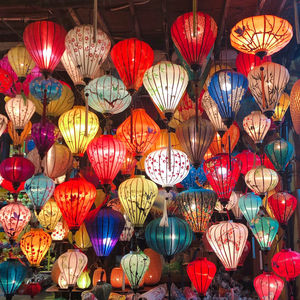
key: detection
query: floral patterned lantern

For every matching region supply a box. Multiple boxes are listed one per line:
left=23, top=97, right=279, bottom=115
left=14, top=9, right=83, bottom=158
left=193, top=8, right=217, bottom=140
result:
left=238, top=192, right=262, bottom=223
left=180, top=164, right=207, bottom=189
left=235, top=150, right=261, bottom=175
left=290, top=79, right=300, bottom=134
left=51, top=220, right=69, bottom=241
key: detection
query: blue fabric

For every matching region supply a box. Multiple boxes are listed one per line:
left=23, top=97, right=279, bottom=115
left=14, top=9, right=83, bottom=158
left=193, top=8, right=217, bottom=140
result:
left=180, top=164, right=206, bottom=189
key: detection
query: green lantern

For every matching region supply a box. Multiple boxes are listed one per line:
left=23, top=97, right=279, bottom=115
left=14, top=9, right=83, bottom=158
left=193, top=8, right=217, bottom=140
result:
left=238, top=192, right=262, bottom=223
left=77, top=270, right=91, bottom=289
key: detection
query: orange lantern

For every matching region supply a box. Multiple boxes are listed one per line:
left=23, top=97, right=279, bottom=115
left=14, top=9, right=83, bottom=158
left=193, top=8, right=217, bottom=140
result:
left=93, top=268, right=107, bottom=286
left=120, top=151, right=137, bottom=176
left=110, top=267, right=125, bottom=289
left=8, top=121, right=31, bottom=148
left=290, top=79, right=300, bottom=134
left=143, top=248, right=162, bottom=285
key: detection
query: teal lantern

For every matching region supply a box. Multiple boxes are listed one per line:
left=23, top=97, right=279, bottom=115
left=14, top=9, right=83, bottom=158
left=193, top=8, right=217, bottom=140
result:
left=265, top=138, right=294, bottom=172
left=239, top=192, right=262, bottom=223
left=250, top=216, right=279, bottom=251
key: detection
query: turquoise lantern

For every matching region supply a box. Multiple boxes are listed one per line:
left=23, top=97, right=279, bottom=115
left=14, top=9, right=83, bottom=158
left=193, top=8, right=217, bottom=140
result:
left=180, top=164, right=207, bottom=189
left=238, top=192, right=262, bottom=223
left=0, top=259, right=27, bottom=300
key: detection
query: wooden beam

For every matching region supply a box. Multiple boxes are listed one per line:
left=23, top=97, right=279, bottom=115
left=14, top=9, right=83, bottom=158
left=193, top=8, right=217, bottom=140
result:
left=161, top=0, right=170, bottom=59
left=128, top=0, right=142, bottom=39
left=68, top=8, right=81, bottom=26
left=256, top=0, right=267, bottom=15
left=277, top=0, right=288, bottom=15
left=97, top=11, right=115, bottom=45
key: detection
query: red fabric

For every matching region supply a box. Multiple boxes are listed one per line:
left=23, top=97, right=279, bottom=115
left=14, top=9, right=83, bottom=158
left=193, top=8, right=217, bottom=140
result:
left=0, top=68, right=13, bottom=93
left=235, top=150, right=261, bottom=175
left=1, top=179, right=25, bottom=194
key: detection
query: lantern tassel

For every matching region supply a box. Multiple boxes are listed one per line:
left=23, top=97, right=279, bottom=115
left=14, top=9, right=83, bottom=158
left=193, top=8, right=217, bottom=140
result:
left=159, top=196, right=169, bottom=227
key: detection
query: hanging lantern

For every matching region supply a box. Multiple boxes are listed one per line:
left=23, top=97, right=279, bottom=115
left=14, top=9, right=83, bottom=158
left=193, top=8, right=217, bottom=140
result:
left=215, top=190, right=239, bottom=212
left=58, top=249, right=88, bottom=288
left=24, top=282, right=42, bottom=298
left=54, top=177, right=97, bottom=232
left=8, top=121, right=31, bottom=148
left=238, top=192, right=262, bottom=223
left=254, top=272, right=284, bottom=300
left=290, top=79, right=300, bottom=134
left=0, top=114, right=7, bottom=138
left=20, top=228, right=52, bottom=267
left=77, top=270, right=91, bottom=289
left=68, top=223, right=92, bottom=250
left=235, top=150, right=261, bottom=175
left=177, top=187, right=217, bottom=233
left=176, top=116, right=215, bottom=168
left=238, top=240, right=251, bottom=266
left=61, top=50, right=84, bottom=86
left=250, top=216, right=279, bottom=251
left=58, top=106, right=99, bottom=157
left=58, top=273, right=68, bottom=289
left=272, top=93, right=290, bottom=124
left=51, top=220, right=69, bottom=241
left=118, top=175, right=158, bottom=227
left=120, top=214, right=134, bottom=242
left=186, top=258, right=216, bottom=297
left=180, top=164, right=207, bottom=189
left=23, top=21, right=67, bottom=74
left=272, top=248, right=300, bottom=281
left=0, top=68, right=13, bottom=93
left=204, top=63, right=232, bottom=90
left=116, top=108, right=160, bottom=158
left=111, top=38, right=154, bottom=93
left=121, top=151, right=137, bottom=176
left=208, top=70, right=248, bottom=127
left=206, top=221, right=248, bottom=271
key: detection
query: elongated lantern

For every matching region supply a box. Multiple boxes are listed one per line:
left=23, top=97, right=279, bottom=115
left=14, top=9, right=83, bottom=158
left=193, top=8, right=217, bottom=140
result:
left=254, top=272, right=283, bottom=300
left=239, top=193, right=262, bottom=223
left=290, top=79, right=300, bottom=134
left=272, top=92, right=290, bottom=124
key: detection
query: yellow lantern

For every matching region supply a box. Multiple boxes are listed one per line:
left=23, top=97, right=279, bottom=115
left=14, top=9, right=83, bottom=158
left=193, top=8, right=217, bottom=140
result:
left=58, top=106, right=99, bottom=156
left=77, top=270, right=91, bottom=289
left=68, top=223, right=92, bottom=250
left=8, top=120, right=31, bottom=148
left=263, top=190, right=276, bottom=219
left=272, top=92, right=290, bottom=124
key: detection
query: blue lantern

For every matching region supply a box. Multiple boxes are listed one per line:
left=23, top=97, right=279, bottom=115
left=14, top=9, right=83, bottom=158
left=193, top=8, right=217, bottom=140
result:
left=180, top=164, right=207, bottom=189
left=85, top=207, right=125, bottom=257
left=208, top=70, right=248, bottom=127
left=239, top=192, right=262, bottom=224
left=145, top=216, right=193, bottom=262
left=0, top=259, right=27, bottom=300
left=25, top=173, right=55, bottom=212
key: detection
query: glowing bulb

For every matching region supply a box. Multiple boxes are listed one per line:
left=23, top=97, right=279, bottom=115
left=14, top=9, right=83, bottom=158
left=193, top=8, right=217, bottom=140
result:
left=218, top=167, right=228, bottom=176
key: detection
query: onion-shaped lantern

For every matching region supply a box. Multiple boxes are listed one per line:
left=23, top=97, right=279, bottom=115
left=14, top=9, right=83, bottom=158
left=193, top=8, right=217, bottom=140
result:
left=206, top=221, right=248, bottom=271
left=290, top=79, right=300, bottom=134
left=180, top=164, right=206, bottom=189
left=68, top=223, right=92, bottom=251
left=61, top=50, right=84, bottom=86
left=235, top=150, right=261, bottom=175
left=238, top=192, right=262, bottom=223
left=0, top=68, right=13, bottom=93
left=272, top=92, right=290, bottom=124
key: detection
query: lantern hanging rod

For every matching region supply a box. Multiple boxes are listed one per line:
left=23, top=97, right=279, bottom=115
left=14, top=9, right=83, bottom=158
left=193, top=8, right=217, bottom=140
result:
left=128, top=0, right=142, bottom=39
left=255, top=0, right=267, bottom=15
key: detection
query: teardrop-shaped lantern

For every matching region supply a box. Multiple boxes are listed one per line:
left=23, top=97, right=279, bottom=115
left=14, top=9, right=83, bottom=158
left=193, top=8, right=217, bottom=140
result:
left=290, top=79, right=300, bottom=134
left=272, top=92, right=290, bottom=124
left=61, top=50, right=84, bottom=86
left=8, top=120, right=31, bottom=149
left=77, top=271, right=91, bottom=289
left=238, top=192, right=262, bottom=223
left=68, top=223, right=92, bottom=251
left=235, top=150, right=261, bottom=175
left=180, top=164, right=207, bottom=189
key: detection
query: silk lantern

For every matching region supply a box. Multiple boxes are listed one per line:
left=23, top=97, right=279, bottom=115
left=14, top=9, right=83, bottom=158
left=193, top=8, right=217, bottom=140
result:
left=24, top=282, right=42, bottom=298
left=77, top=271, right=91, bottom=289
left=180, top=164, right=207, bottom=189
left=61, top=50, right=84, bottom=86
left=0, top=68, right=13, bottom=93
left=238, top=240, right=251, bottom=266
left=239, top=192, right=262, bottom=223
left=68, top=223, right=92, bottom=250
left=93, top=268, right=107, bottom=286
left=110, top=267, right=125, bottom=288
left=51, top=220, right=69, bottom=241
left=0, top=114, right=8, bottom=137
left=204, top=63, right=232, bottom=91
left=273, top=92, right=290, bottom=124
left=290, top=79, right=300, bottom=134
left=143, top=248, right=162, bottom=285
left=235, top=150, right=261, bottom=175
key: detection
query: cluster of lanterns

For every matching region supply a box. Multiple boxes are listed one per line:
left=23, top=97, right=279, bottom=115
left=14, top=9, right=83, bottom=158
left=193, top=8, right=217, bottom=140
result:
left=0, top=8, right=299, bottom=300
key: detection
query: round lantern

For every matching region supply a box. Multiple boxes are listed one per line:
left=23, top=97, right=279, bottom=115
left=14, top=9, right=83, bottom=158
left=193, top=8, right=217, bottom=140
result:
left=51, top=221, right=69, bottom=241
left=54, top=177, right=97, bottom=232
left=65, top=25, right=111, bottom=83
left=271, top=249, right=300, bottom=281
left=118, top=175, right=158, bottom=227
left=187, top=258, right=216, bottom=297
left=177, top=187, right=217, bottom=233
left=68, top=223, right=92, bottom=250
left=143, top=248, right=162, bottom=285
left=206, top=221, right=248, bottom=271
left=0, top=114, right=8, bottom=138
left=61, top=50, right=84, bottom=86
left=235, top=150, right=261, bottom=175
left=77, top=271, right=91, bottom=289
left=290, top=79, right=300, bottom=134
left=238, top=240, right=251, bottom=267
left=20, top=228, right=52, bottom=267
left=272, top=92, right=290, bottom=124
left=238, top=192, right=262, bottom=223
left=58, top=106, right=99, bottom=156
left=254, top=272, right=284, bottom=300
left=110, top=267, right=124, bottom=289
left=180, top=164, right=207, bottom=189
left=111, top=38, right=154, bottom=93
left=23, top=21, right=67, bottom=74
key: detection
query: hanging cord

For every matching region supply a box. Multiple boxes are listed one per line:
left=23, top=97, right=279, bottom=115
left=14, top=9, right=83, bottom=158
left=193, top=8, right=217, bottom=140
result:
left=93, top=0, right=98, bottom=43
left=192, top=0, right=197, bottom=37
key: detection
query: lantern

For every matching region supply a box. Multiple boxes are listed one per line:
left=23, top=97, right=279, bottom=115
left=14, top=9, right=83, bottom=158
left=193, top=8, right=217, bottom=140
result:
left=68, top=223, right=92, bottom=250
left=0, top=114, right=7, bottom=138
left=248, top=62, right=289, bottom=117
left=238, top=240, right=251, bottom=266
left=271, top=249, right=300, bottom=281
left=111, top=38, right=154, bottom=93
left=87, top=135, right=126, bottom=185
left=145, top=216, right=193, bottom=261
left=215, top=190, right=239, bottom=212
left=118, top=175, right=158, bottom=227
left=116, top=108, right=160, bottom=158
left=177, top=187, right=217, bottom=233
left=25, top=282, right=42, bottom=298
left=58, top=249, right=88, bottom=288
left=54, top=177, right=97, bottom=232
left=143, top=248, right=162, bottom=285
left=176, top=116, right=215, bottom=168
left=61, top=50, right=84, bottom=86
left=171, top=12, right=217, bottom=70
left=272, top=93, right=290, bottom=124
left=8, top=121, right=31, bottom=148
left=290, top=79, right=300, bottom=134
left=93, top=268, right=107, bottom=286
left=23, top=21, right=67, bottom=74
left=254, top=272, right=284, bottom=300
left=250, top=216, right=279, bottom=251
left=0, top=68, right=13, bottom=93
left=58, top=106, right=99, bottom=156
left=206, top=221, right=248, bottom=271
left=51, top=221, right=69, bottom=241
left=230, top=15, right=293, bottom=57
left=65, top=25, right=110, bottom=83
left=120, top=214, right=134, bottom=242
left=238, top=192, right=262, bottom=223
left=186, top=258, right=216, bottom=297
left=204, top=63, right=232, bottom=90
left=121, top=152, right=137, bottom=176
left=110, top=267, right=125, bottom=289
left=20, top=228, right=52, bottom=267
left=58, top=274, right=68, bottom=289
left=235, top=150, right=261, bottom=175
left=180, top=164, right=207, bottom=189
left=208, top=70, right=248, bottom=127
left=77, top=271, right=91, bottom=289
left=91, top=279, right=112, bottom=300
left=203, top=154, right=241, bottom=202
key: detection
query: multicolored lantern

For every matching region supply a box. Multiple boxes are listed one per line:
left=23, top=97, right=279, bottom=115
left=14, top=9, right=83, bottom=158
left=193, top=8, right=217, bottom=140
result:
left=238, top=192, right=262, bottom=223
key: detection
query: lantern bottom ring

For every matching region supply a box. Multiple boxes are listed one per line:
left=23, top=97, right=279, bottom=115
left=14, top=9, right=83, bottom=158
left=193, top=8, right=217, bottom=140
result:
left=255, top=50, right=267, bottom=59
left=222, top=118, right=233, bottom=128
left=263, top=110, right=274, bottom=118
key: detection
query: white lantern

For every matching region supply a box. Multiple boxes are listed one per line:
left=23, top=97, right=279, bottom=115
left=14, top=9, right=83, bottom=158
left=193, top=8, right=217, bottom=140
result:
left=231, top=192, right=244, bottom=219
left=215, top=190, right=238, bottom=212
left=0, top=114, right=8, bottom=137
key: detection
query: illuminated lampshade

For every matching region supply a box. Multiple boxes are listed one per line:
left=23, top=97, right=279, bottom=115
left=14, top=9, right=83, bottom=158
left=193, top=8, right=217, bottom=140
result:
left=58, top=106, right=99, bottom=156
left=116, top=108, right=160, bottom=158
left=68, top=223, right=92, bottom=251
left=87, top=135, right=126, bottom=185
left=208, top=70, right=248, bottom=127
left=290, top=79, right=300, bottom=134
left=171, top=12, right=217, bottom=70
left=248, top=62, right=289, bottom=117
left=0, top=202, right=31, bottom=241
left=0, top=259, right=27, bottom=300
left=271, top=249, right=300, bottom=281
left=120, top=214, right=134, bottom=242
left=239, top=192, right=262, bottom=223
left=121, top=250, right=150, bottom=292
left=250, top=216, right=279, bottom=251
left=206, top=221, right=248, bottom=271
left=144, top=148, right=190, bottom=189
left=176, top=116, right=215, bottom=168
left=23, top=21, right=67, bottom=74
left=272, top=92, right=290, bottom=124
left=121, top=151, right=137, bottom=176
left=203, top=154, right=241, bottom=202
left=85, top=75, right=131, bottom=115
left=111, top=38, right=154, bottom=93
left=180, top=164, right=206, bottom=189
left=145, top=216, right=193, bottom=261
left=58, top=273, right=68, bottom=289
left=20, top=228, right=52, bottom=267
left=0, top=114, right=8, bottom=137
left=8, top=121, right=31, bottom=148
left=230, top=15, right=293, bottom=57
left=85, top=207, right=125, bottom=257
left=204, top=63, right=232, bottom=90
left=215, top=190, right=239, bottom=212
left=177, top=187, right=217, bottom=233
left=0, top=68, right=13, bottom=93
left=238, top=240, right=251, bottom=266
left=58, top=249, right=88, bottom=288
left=54, top=177, right=97, bottom=232
left=51, top=220, right=69, bottom=241
left=118, top=175, right=158, bottom=227
left=235, top=150, right=261, bottom=175
left=5, top=95, right=35, bottom=130
left=245, top=166, right=279, bottom=195
left=61, top=50, right=84, bottom=86
left=187, top=258, right=216, bottom=297
left=254, top=272, right=283, bottom=300
left=77, top=271, right=91, bottom=289
left=65, top=25, right=110, bottom=83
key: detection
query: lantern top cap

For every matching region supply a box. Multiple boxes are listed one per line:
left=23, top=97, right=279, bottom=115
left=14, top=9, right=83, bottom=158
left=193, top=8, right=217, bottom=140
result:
left=134, top=175, right=145, bottom=179
left=67, top=249, right=80, bottom=253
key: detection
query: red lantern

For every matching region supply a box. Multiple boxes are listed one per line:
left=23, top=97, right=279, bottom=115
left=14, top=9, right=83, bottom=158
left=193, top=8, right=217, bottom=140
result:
left=238, top=240, right=251, bottom=267
left=272, top=249, right=300, bottom=281
left=25, top=283, right=42, bottom=298
left=235, top=150, right=261, bottom=175
left=254, top=272, right=284, bottom=300
left=110, top=38, right=154, bottom=93
left=186, top=257, right=216, bottom=297
left=1, top=179, right=25, bottom=194
left=121, top=151, right=137, bottom=176
left=0, top=68, right=13, bottom=93
left=23, top=21, right=67, bottom=74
